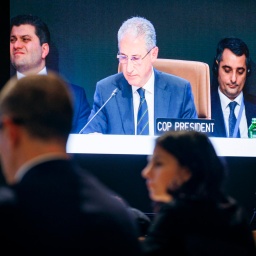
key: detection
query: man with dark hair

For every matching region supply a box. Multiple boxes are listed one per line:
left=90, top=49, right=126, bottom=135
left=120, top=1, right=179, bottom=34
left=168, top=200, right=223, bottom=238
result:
left=0, top=72, right=142, bottom=255
left=211, top=37, right=256, bottom=137
left=10, top=14, right=91, bottom=133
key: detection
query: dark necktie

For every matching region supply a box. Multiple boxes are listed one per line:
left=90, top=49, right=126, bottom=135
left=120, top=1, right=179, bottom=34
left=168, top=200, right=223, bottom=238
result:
left=137, top=88, right=149, bottom=135
left=228, top=101, right=240, bottom=138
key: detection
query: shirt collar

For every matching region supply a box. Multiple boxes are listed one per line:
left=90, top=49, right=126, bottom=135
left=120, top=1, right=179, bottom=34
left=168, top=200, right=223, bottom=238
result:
left=17, top=67, right=47, bottom=79
left=14, top=153, right=69, bottom=183
left=218, top=86, right=243, bottom=109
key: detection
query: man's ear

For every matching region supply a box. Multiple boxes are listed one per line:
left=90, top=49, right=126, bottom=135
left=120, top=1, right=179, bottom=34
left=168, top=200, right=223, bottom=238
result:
left=3, top=118, right=22, bottom=147
left=151, top=46, right=159, bottom=62
left=42, top=43, right=50, bottom=59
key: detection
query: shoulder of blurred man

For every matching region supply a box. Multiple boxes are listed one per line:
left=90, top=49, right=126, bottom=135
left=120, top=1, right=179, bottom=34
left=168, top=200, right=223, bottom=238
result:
left=0, top=185, right=19, bottom=251
left=9, top=159, right=142, bottom=254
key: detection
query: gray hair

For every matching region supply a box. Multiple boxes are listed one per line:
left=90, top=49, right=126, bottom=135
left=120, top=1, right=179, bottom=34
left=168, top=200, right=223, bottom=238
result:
left=117, top=16, right=156, bottom=51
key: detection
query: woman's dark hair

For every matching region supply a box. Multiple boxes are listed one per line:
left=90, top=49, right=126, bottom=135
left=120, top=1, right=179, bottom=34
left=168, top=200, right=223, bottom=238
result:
left=156, top=131, right=227, bottom=200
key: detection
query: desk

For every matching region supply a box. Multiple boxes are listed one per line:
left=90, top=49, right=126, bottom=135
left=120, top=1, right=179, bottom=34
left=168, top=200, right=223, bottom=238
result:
left=66, top=134, right=256, bottom=157
left=66, top=135, right=256, bottom=221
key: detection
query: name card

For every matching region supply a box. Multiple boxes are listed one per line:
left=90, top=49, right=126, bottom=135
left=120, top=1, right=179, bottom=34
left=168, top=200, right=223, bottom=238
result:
left=156, top=118, right=215, bottom=135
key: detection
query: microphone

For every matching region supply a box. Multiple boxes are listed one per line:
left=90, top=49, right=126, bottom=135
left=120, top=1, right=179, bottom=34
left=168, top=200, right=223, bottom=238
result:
left=79, top=88, right=119, bottom=134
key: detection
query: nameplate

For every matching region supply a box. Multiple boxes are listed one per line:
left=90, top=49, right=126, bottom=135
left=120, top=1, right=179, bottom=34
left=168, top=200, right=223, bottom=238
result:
left=156, top=118, right=215, bottom=135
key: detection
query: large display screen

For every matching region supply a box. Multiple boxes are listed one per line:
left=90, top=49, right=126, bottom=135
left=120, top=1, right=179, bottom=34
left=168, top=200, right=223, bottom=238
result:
left=8, top=1, right=256, bottom=220
left=10, top=0, right=256, bottom=108
left=10, top=0, right=256, bottom=156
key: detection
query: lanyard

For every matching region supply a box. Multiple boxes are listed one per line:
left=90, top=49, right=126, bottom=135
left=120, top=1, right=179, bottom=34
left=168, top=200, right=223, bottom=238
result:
left=225, top=100, right=244, bottom=137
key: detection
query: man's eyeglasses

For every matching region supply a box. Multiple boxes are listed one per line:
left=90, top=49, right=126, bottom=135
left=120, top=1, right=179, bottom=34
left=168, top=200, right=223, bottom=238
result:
left=117, top=46, right=155, bottom=65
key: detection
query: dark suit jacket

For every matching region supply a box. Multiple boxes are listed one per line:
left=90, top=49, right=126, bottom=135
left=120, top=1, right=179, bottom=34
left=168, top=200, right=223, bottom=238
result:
left=82, top=69, right=198, bottom=134
left=0, top=186, right=17, bottom=249
left=245, top=59, right=256, bottom=96
left=67, top=83, right=91, bottom=133
left=2, top=159, right=142, bottom=255
left=142, top=197, right=256, bottom=255
left=211, top=88, right=256, bottom=137
left=12, top=73, right=91, bottom=134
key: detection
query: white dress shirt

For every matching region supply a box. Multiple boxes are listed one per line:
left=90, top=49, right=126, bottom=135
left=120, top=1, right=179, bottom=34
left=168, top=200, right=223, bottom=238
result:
left=17, top=67, right=47, bottom=79
left=218, top=87, right=248, bottom=138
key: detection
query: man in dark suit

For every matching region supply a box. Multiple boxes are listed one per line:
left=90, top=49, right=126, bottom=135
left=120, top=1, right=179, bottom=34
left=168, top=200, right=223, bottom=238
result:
left=81, top=16, right=197, bottom=135
left=0, top=73, right=142, bottom=255
left=10, top=14, right=91, bottom=134
left=245, top=59, right=256, bottom=103
left=211, top=37, right=256, bottom=138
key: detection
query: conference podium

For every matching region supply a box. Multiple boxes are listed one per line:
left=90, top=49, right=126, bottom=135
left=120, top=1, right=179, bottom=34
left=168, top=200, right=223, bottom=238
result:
left=66, top=134, right=256, bottom=221
left=67, top=134, right=256, bottom=157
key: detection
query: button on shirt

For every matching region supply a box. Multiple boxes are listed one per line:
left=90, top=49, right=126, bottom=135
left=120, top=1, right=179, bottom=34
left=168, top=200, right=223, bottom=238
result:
left=218, top=87, right=248, bottom=138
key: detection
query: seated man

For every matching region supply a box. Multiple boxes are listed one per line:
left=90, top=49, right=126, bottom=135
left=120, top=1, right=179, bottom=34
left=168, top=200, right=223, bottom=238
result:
left=80, top=16, right=197, bottom=135
left=10, top=14, right=91, bottom=133
left=210, top=37, right=256, bottom=137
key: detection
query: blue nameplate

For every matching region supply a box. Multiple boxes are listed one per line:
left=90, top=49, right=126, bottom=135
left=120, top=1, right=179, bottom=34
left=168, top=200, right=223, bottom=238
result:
left=156, top=118, right=215, bottom=135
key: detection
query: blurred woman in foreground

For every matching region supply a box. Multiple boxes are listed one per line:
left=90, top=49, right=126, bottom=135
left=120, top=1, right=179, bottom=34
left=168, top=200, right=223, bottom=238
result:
left=141, top=131, right=256, bottom=255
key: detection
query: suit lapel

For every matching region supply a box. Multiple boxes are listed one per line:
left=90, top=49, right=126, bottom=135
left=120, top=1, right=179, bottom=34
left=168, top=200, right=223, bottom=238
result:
left=211, top=90, right=227, bottom=137
left=154, top=69, right=172, bottom=119
left=115, top=76, right=135, bottom=134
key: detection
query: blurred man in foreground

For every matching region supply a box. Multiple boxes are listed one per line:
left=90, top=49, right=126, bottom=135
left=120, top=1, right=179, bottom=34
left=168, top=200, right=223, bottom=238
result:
left=0, top=72, right=142, bottom=255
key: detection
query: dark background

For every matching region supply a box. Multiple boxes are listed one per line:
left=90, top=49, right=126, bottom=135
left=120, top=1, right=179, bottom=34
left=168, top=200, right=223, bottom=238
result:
left=10, top=0, right=256, bottom=106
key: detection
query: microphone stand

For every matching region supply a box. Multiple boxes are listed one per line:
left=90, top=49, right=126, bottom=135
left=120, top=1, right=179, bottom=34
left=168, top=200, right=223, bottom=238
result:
left=79, top=88, right=119, bottom=134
